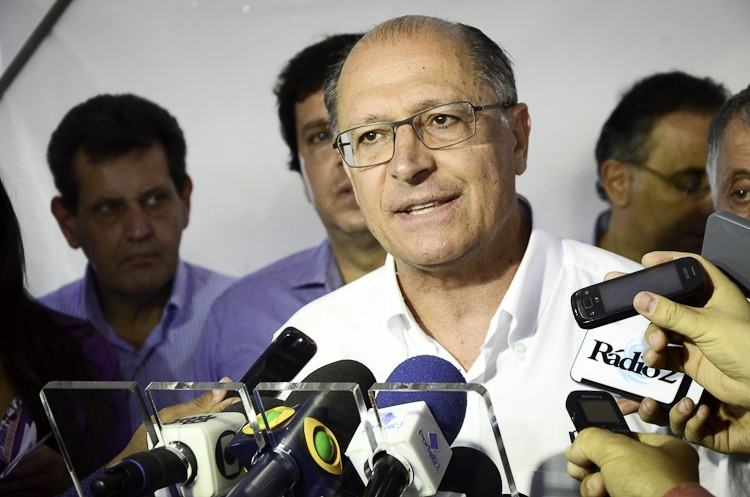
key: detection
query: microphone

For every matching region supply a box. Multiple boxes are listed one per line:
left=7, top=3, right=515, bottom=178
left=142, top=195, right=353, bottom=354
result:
left=227, top=360, right=376, bottom=497
left=91, top=411, right=245, bottom=497
left=438, top=446, right=502, bottom=497
left=347, top=355, right=468, bottom=497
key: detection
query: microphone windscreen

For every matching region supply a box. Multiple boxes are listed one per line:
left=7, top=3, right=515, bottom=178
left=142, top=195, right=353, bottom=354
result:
left=286, top=359, right=376, bottom=408
left=438, top=446, right=502, bottom=497
left=377, top=355, right=467, bottom=444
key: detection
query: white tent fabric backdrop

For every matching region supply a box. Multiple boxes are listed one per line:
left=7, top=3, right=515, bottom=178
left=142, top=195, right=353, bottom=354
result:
left=1, top=0, right=748, bottom=296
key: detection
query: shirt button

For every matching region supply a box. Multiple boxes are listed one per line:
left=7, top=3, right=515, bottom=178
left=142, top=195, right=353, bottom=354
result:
left=513, top=343, right=527, bottom=354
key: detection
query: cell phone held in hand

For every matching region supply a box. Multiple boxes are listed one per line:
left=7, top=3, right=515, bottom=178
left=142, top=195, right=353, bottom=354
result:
left=566, top=390, right=633, bottom=439
left=571, top=257, right=708, bottom=330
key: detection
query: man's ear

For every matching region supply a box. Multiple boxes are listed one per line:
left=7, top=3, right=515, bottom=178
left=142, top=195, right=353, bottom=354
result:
left=179, top=176, right=193, bottom=229
left=50, top=197, right=81, bottom=249
left=600, top=159, right=632, bottom=207
left=509, top=104, right=531, bottom=176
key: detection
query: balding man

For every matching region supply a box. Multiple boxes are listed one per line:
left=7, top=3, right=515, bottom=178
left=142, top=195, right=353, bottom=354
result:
left=273, top=16, right=743, bottom=496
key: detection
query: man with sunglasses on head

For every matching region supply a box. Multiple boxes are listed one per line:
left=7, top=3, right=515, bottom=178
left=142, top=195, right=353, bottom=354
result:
left=594, top=71, right=728, bottom=261
left=270, top=16, right=744, bottom=496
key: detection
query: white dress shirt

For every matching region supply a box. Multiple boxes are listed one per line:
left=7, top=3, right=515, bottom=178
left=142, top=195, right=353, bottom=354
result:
left=281, top=229, right=748, bottom=496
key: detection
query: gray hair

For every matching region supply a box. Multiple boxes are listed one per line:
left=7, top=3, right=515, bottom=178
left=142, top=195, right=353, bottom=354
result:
left=707, top=85, right=750, bottom=205
left=323, top=15, right=517, bottom=134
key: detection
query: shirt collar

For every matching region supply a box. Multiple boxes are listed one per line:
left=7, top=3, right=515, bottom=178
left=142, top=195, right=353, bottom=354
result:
left=81, top=260, right=187, bottom=345
left=377, top=229, right=564, bottom=349
left=493, top=229, right=563, bottom=347
left=291, top=239, right=343, bottom=292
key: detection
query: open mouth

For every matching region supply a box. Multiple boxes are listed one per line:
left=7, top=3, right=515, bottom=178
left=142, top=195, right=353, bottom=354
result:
left=398, top=195, right=459, bottom=216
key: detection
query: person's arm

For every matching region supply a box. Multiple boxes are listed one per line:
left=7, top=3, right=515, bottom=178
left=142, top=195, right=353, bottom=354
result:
left=566, top=428, right=701, bottom=497
left=109, top=380, right=236, bottom=465
left=57, top=385, right=237, bottom=497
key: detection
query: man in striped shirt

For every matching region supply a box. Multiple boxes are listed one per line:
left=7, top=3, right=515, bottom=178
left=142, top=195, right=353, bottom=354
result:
left=41, top=94, right=234, bottom=402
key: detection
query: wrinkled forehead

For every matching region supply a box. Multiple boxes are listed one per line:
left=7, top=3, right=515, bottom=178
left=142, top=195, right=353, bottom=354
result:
left=336, top=30, right=485, bottom=127
left=719, top=117, right=750, bottom=165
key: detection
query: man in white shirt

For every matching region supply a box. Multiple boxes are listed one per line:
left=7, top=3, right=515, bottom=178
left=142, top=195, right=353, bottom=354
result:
left=277, top=15, right=747, bottom=496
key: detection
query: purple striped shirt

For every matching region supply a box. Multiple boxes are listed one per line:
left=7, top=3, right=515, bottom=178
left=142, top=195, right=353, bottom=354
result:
left=41, top=260, right=235, bottom=403
left=194, top=240, right=343, bottom=382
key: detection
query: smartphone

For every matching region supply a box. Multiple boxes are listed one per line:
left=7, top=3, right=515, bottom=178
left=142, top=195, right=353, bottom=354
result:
left=566, top=390, right=633, bottom=439
left=702, top=210, right=750, bottom=297
left=571, top=257, right=708, bottom=329
left=237, top=326, right=317, bottom=391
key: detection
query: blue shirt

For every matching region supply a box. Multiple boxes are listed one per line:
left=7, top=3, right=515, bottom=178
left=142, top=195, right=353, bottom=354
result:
left=41, top=260, right=235, bottom=403
left=194, top=240, right=343, bottom=382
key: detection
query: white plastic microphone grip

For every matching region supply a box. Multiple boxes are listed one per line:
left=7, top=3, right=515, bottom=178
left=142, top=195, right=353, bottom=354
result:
left=152, top=411, right=245, bottom=497
left=346, top=401, right=452, bottom=497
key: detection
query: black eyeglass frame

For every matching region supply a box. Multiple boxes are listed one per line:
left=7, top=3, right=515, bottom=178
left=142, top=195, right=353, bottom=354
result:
left=332, top=100, right=515, bottom=168
left=627, top=162, right=710, bottom=197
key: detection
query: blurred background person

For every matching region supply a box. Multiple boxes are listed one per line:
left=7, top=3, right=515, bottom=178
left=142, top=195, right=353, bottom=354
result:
left=41, top=94, right=234, bottom=400
left=0, top=176, right=123, bottom=497
left=594, top=71, right=727, bottom=261
left=196, top=34, right=385, bottom=382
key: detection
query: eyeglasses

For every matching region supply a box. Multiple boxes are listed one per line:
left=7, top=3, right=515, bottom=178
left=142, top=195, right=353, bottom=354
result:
left=628, top=163, right=710, bottom=197
left=333, top=100, right=513, bottom=168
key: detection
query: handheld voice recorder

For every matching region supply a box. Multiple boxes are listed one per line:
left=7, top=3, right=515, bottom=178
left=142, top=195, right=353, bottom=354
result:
left=566, top=390, right=634, bottom=440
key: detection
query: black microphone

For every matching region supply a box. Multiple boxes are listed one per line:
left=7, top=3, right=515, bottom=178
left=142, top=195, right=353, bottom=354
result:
left=438, top=446, right=502, bottom=497
left=227, top=360, right=376, bottom=497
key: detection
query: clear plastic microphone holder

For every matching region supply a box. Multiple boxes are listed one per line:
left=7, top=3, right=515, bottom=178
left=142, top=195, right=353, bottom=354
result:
left=40, top=381, right=159, bottom=497
left=145, top=381, right=264, bottom=451
left=254, top=381, right=375, bottom=449
left=368, top=382, right=520, bottom=497
left=143, top=381, right=265, bottom=497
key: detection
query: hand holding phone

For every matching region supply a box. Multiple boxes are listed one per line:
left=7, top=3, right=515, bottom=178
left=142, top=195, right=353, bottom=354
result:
left=566, top=390, right=633, bottom=440
left=571, top=257, right=708, bottom=330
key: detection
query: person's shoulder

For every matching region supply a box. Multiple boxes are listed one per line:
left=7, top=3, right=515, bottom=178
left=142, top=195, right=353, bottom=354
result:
left=214, top=246, right=325, bottom=297
left=245, top=246, right=323, bottom=281
left=180, top=260, right=236, bottom=298
left=287, top=263, right=388, bottom=320
left=560, top=236, right=642, bottom=277
left=182, top=260, right=235, bottom=285
left=39, top=277, right=86, bottom=314
left=39, top=304, right=91, bottom=332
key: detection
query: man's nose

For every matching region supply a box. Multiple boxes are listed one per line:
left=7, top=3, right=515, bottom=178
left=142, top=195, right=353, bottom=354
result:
left=387, top=125, right=436, bottom=185
left=124, top=204, right=153, bottom=241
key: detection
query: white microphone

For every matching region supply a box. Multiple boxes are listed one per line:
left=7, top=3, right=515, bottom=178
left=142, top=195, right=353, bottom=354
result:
left=92, top=411, right=245, bottom=497
left=345, top=355, right=468, bottom=497
left=347, top=401, right=452, bottom=497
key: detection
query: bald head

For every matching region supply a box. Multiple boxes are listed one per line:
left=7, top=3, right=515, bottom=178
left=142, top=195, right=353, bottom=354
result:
left=324, top=15, right=517, bottom=133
